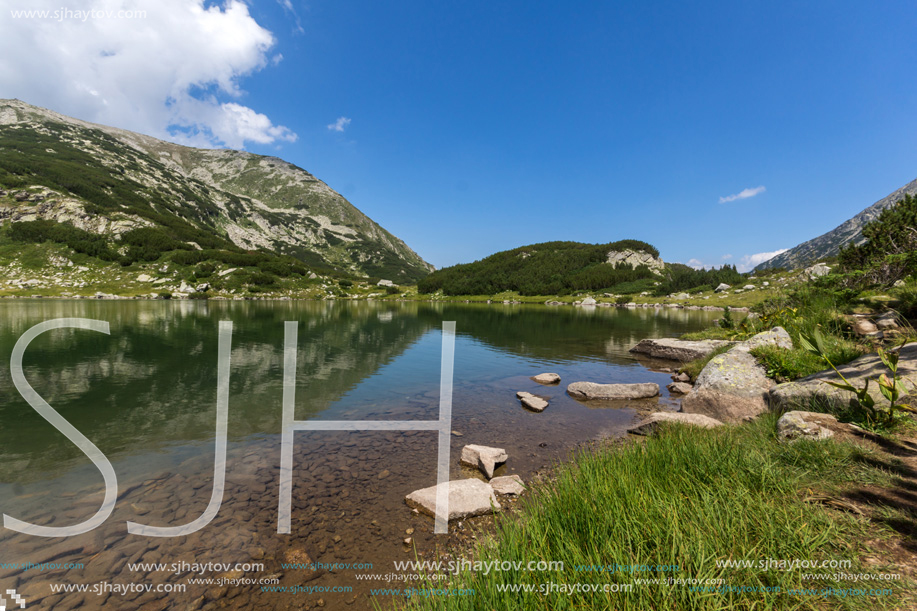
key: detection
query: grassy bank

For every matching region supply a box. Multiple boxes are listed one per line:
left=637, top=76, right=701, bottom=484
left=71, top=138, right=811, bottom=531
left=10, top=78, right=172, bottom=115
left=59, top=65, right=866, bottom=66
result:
left=397, top=417, right=914, bottom=610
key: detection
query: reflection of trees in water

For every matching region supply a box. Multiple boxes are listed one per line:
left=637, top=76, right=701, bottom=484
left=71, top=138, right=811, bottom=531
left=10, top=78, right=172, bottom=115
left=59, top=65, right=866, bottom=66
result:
left=413, top=303, right=717, bottom=364
left=0, top=301, right=430, bottom=480
left=0, top=301, right=714, bottom=481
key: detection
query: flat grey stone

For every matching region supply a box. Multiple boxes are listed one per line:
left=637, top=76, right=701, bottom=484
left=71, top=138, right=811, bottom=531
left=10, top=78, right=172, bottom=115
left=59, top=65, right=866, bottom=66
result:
left=490, top=475, right=525, bottom=496
left=516, top=391, right=548, bottom=412
left=770, top=344, right=917, bottom=412
left=629, top=338, right=735, bottom=362
left=628, top=412, right=724, bottom=436
left=405, top=479, right=500, bottom=520
left=531, top=372, right=561, bottom=385
left=460, top=444, right=508, bottom=479
left=567, top=381, right=659, bottom=400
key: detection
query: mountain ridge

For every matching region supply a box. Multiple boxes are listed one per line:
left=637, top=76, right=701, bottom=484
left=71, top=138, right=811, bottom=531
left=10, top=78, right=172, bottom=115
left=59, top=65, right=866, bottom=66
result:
left=0, top=99, right=433, bottom=281
left=756, top=176, right=917, bottom=271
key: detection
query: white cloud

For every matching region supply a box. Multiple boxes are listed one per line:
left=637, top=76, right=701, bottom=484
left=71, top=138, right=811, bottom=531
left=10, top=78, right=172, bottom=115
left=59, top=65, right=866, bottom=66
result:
left=738, top=249, right=788, bottom=272
left=721, top=254, right=733, bottom=260
left=0, top=0, right=296, bottom=149
left=327, top=116, right=351, bottom=132
left=686, top=258, right=705, bottom=270
left=719, top=185, right=766, bottom=204
left=276, top=0, right=304, bottom=34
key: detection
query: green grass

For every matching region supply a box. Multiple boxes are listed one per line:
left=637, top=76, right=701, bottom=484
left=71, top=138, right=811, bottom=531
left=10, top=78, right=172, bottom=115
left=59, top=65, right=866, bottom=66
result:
left=750, top=341, right=863, bottom=383
left=398, top=417, right=911, bottom=611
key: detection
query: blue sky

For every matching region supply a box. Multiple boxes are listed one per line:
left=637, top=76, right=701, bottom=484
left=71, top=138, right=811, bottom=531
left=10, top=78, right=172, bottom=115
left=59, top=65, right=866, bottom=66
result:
left=2, top=1, right=917, bottom=271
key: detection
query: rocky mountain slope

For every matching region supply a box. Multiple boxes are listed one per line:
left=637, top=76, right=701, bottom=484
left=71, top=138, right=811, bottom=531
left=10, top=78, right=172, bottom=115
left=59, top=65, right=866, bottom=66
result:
left=0, top=99, right=432, bottom=281
left=756, top=176, right=917, bottom=271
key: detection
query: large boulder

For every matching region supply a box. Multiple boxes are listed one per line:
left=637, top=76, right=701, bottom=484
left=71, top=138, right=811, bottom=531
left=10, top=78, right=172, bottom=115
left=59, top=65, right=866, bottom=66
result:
left=460, top=445, right=508, bottom=479
left=567, top=382, right=659, bottom=400
left=680, top=327, right=793, bottom=423
left=714, top=283, right=731, bottom=293
left=628, top=412, right=724, bottom=435
left=405, top=479, right=500, bottom=520
left=770, top=344, right=917, bottom=412
left=629, top=338, right=735, bottom=362
left=667, top=382, right=693, bottom=394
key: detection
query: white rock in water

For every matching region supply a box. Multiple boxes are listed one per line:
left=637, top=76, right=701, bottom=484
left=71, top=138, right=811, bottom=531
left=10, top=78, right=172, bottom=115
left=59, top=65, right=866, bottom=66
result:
left=531, top=372, right=561, bottom=385
left=405, top=479, right=500, bottom=520
left=516, top=391, right=548, bottom=412
left=460, top=444, right=508, bottom=479
left=567, top=381, right=659, bottom=400
left=490, top=475, right=525, bottom=496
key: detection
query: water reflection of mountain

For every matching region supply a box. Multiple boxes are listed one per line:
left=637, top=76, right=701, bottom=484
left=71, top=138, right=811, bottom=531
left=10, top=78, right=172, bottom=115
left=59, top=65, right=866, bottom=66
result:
left=0, top=301, right=716, bottom=482
left=413, top=303, right=717, bottom=364
left=0, top=300, right=431, bottom=480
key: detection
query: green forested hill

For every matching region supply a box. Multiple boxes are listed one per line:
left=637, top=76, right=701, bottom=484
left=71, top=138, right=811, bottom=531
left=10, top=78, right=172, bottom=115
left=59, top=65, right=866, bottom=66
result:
left=417, top=240, right=744, bottom=296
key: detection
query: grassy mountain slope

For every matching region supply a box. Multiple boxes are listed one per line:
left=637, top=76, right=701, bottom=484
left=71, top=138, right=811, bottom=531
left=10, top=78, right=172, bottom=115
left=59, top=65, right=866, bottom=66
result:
left=0, top=99, right=432, bottom=283
left=756, top=176, right=917, bottom=271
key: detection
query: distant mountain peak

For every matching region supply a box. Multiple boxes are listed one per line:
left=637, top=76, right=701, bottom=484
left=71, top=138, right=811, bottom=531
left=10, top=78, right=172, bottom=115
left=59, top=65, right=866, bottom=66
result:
left=756, top=176, right=917, bottom=271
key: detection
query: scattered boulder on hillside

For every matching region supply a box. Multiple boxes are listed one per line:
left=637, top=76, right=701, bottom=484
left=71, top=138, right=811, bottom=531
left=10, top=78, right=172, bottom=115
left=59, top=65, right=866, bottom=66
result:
left=405, top=479, right=500, bottom=520
left=628, top=412, right=724, bottom=436
left=516, top=391, right=548, bottom=412
left=776, top=411, right=838, bottom=441
left=567, top=381, right=659, bottom=400
left=531, top=372, right=561, bottom=385
left=804, top=263, right=832, bottom=279
left=460, top=445, right=508, bottom=479
left=770, top=344, right=917, bottom=412
left=630, top=338, right=735, bottom=361
left=851, top=317, right=880, bottom=337
left=680, top=328, right=791, bottom=423
left=875, top=312, right=900, bottom=331
left=579, top=297, right=597, bottom=306
left=714, top=283, right=731, bottom=293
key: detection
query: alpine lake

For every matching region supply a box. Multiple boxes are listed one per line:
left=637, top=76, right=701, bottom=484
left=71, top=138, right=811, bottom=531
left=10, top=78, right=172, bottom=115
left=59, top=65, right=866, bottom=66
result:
left=0, top=300, right=718, bottom=610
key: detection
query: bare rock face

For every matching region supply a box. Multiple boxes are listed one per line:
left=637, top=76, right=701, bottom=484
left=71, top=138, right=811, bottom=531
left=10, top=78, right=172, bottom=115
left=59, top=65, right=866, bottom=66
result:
left=852, top=318, right=879, bottom=336
left=490, top=475, right=525, bottom=496
left=628, top=412, right=724, bottom=435
left=567, top=382, right=659, bottom=400
left=606, top=249, right=664, bottom=273
left=405, top=479, right=500, bottom=520
left=630, top=338, right=735, bottom=362
left=531, top=373, right=561, bottom=385
left=776, top=411, right=838, bottom=441
left=460, top=445, right=508, bottom=479
left=516, top=391, right=548, bottom=412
